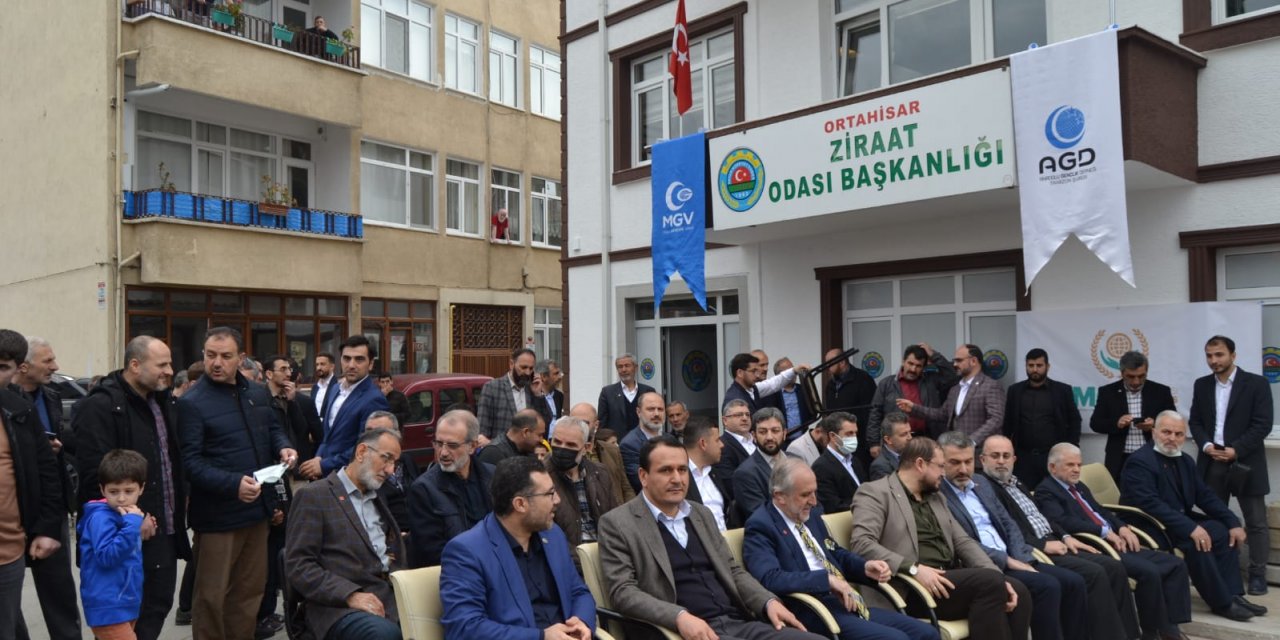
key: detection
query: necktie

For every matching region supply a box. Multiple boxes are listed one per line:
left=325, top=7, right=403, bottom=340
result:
left=1067, top=485, right=1104, bottom=527
left=795, top=523, right=868, bottom=619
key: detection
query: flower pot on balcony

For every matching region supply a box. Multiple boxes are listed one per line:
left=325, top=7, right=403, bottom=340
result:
left=272, top=24, right=294, bottom=43
left=259, top=202, right=289, bottom=216
left=325, top=39, right=346, bottom=57
left=211, top=9, right=235, bottom=27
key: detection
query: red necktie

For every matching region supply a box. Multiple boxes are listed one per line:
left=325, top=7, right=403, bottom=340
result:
left=1068, top=485, right=1104, bottom=527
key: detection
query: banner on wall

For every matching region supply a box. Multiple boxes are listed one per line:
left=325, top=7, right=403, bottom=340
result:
left=1011, top=29, right=1133, bottom=290
left=651, top=131, right=708, bottom=312
left=1015, top=302, right=1262, bottom=423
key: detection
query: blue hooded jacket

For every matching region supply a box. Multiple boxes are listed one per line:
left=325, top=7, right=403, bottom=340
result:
left=77, top=500, right=144, bottom=627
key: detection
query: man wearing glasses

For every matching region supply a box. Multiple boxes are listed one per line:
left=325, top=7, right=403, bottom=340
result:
left=406, top=410, right=496, bottom=567
left=441, top=456, right=597, bottom=640
left=285, top=428, right=407, bottom=640
left=898, top=345, right=1005, bottom=453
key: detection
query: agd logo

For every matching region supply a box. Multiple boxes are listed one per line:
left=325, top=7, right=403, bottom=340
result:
left=1039, top=105, right=1095, bottom=174
left=718, top=148, right=765, bottom=212
left=1090, top=329, right=1149, bottom=379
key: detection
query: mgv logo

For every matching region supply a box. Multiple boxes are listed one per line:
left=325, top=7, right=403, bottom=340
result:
left=1038, top=105, right=1094, bottom=174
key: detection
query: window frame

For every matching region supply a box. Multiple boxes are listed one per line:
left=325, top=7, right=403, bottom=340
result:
left=1215, top=243, right=1280, bottom=438
left=444, top=13, right=482, bottom=94
left=530, top=176, right=562, bottom=249
left=361, top=0, right=436, bottom=83
left=445, top=157, right=483, bottom=237
left=533, top=306, right=564, bottom=365
left=358, top=139, right=437, bottom=230
left=529, top=45, right=562, bottom=119
left=1213, top=0, right=1280, bottom=23
left=360, top=298, right=438, bottom=375
left=490, top=167, right=523, bottom=243
left=489, top=29, right=521, bottom=107
left=629, top=28, right=736, bottom=166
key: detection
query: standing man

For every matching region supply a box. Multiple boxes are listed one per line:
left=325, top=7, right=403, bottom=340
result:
left=666, top=400, right=690, bottom=439
left=724, top=353, right=806, bottom=416
left=1002, top=349, right=1081, bottom=488
left=869, top=413, right=912, bottom=481
left=683, top=416, right=736, bottom=531
left=302, top=336, right=391, bottom=480
left=822, top=347, right=878, bottom=452
left=731, top=407, right=793, bottom=523
left=264, top=354, right=322, bottom=474
left=620, top=391, right=668, bottom=493
left=12, top=336, right=80, bottom=640
left=898, top=345, right=1005, bottom=452
left=478, top=409, right=546, bottom=466
left=536, top=359, right=565, bottom=420
left=179, top=327, right=297, bottom=640
left=597, top=353, right=655, bottom=439
left=74, top=336, right=190, bottom=640
left=868, top=344, right=956, bottom=451
left=376, top=372, right=411, bottom=427
left=1188, top=335, right=1273, bottom=596
left=1088, top=351, right=1175, bottom=484
left=571, top=402, right=634, bottom=502
left=311, top=352, right=337, bottom=416
left=774, top=357, right=815, bottom=445
left=812, top=412, right=867, bottom=513
left=752, top=349, right=787, bottom=415
left=478, top=348, right=550, bottom=445
left=406, top=410, right=495, bottom=567
left=546, top=416, right=622, bottom=559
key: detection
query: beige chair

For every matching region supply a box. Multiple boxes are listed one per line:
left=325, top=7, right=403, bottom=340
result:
left=1078, top=463, right=1169, bottom=551
left=576, top=542, right=680, bottom=640
left=390, top=565, right=444, bottom=640
left=721, top=527, right=840, bottom=636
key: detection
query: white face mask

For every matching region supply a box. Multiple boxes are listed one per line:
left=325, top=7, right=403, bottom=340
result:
left=840, top=436, right=859, bottom=455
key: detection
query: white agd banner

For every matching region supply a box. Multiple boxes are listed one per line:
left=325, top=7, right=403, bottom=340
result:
left=1015, top=302, right=1262, bottom=422
left=708, top=69, right=1015, bottom=230
left=1011, top=30, right=1133, bottom=289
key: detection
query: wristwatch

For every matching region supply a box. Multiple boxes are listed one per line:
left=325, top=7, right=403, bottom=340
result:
left=904, top=563, right=919, bottom=576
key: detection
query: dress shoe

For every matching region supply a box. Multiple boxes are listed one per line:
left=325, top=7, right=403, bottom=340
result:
left=1158, top=630, right=1191, bottom=640
left=1235, top=596, right=1268, bottom=616
left=1213, top=601, right=1256, bottom=622
left=1248, top=574, right=1269, bottom=596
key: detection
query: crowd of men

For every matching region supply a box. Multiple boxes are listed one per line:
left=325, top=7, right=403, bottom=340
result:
left=0, top=329, right=1272, bottom=640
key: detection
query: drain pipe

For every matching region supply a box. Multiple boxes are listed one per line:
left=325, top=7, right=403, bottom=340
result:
left=113, top=3, right=139, bottom=369
left=597, top=0, right=614, bottom=384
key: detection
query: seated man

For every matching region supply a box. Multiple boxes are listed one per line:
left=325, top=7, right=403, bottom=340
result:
left=733, top=407, right=795, bottom=523
left=1121, top=411, right=1266, bottom=622
left=851, top=437, right=1031, bottom=640
left=546, top=416, right=622, bottom=561
left=812, top=411, right=866, bottom=513
left=599, top=435, right=824, bottom=640
left=1035, top=443, right=1200, bottom=639
left=936, top=432, right=1085, bottom=640
left=285, top=428, right=406, bottom=640
left=441, top=456, right=596, bottom=640
left=366, top=411, right=418, bottom=537
left=407, top=410, right=495, bottom=567
left=744, top=458, right=939, bottom=640
left=683, top=416, right=737, bottom=530
left=869, top=412, right=912, bottom=481
left=619, top=391, right=669, bottom=493
left=478, top=409, right=545, bottom=466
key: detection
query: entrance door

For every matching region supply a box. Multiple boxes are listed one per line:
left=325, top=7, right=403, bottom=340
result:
left=387, top=323, right=412, bottom=375
left=284, top=160, right=312, bottom=209
left=451, top=304, right=523, bottom=377
left=663, top=325, right=719, bottom=420
left=279, top=0, right=310, bottom=29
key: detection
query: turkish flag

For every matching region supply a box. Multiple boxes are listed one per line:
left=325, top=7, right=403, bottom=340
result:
left=669, top=0, right=693, bottom=116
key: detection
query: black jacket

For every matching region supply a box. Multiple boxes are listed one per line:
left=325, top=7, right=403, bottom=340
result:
left=812, top=448, right=866, bottom=514
left=476, top=433, right=523, bottom=466
left=268, top=390, right=321, bottom=466
left=1, top=389, right=63, bottom=543
left=980, top=471, right=1069, bottom=550
left=1188, top=368, right=1273, bottom=495
left=73, top=371, right=191, bottom=559
left=1002, top=378, right=1081, bottom=487
left=386, top=389, right=411, bottom=428
left=406, top=457, right=495, bottom=567
left=1088, top=379, right=1176, bottom=479
left=686, top=461, right=739, bottom=529
left=13, top=383, right=76, bottom=513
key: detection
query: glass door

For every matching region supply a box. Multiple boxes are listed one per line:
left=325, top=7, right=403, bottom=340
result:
left=196, top=148, right=226, bottom=196
left=283, top=158, right=312, bottom=209
left=387, top=324, right=412, bottom=375
left=280, top=0, right=311, bottom=29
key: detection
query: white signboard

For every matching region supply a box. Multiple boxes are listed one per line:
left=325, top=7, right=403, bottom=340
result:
left=1015, top=302, right=1263, bottom=423
left=708, top=69, right=1016, bottom=229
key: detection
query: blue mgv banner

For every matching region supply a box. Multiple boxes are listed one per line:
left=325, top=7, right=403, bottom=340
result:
left=651, top=131, right=708, bottom=312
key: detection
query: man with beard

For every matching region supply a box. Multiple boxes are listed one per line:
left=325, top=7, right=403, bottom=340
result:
left=619, top=391, right=668, bottom=493
left=868, top=344, right=956, bottom=452
left=898, top=345, right=1004, bottom=454
left=822, top=348, right=878, bottom=466
left=665, top=400, right=689, bottom=440
left=812, top=412, right=866, bottom=514
left=851, top=438, right=1031, bottom=640
left=730, top=407, right=794, bottom=523
left=571, top=402, right=633, bottom=502
left=869, top=413, right=912, bottom=481
left=545, top=416, right=622, bottom=569
left=773, top=357, right=815, bottom=445
left=478, top=348, right=550, bottom=445
left=310, top=352, right=337, bottom=415
left=302, top=335, right=390, bottom=480
left=285, top=428, right=407, bottom=640
left=714, top=399, right=755, bottom=492
left=478, top=409, right=546, bottom=466
left=724, top=353, right=806, bottom=417
left=1089, top=351, right=1176, bottom=484
left=596, top=354, right=656, bottom=439
left=751, top=349, right=787, bottom=416
left=1001, top=349, right=1081, bottom=488
left=407, top=410, right=495, bottom=567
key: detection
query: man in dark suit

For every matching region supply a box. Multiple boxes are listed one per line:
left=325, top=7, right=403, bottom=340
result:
left=743, top=458, right=939, bottom=640
left=619, top=391, right=669, bottom=493
left=899, top=345, right=1004, bottom=453
left=723, top=352, right=806, bottom=416
left=1001, top=349, right=1081, bottom=489
left=823, top=347, right=878, bottom=466
left=375, top=372, right=411, bottom=427
left=1187, top=335, right=1274, bottom=596
left=683, top=416, right=737, bottom=530
left=478, top=409, right=545, bottom=466
left=301, top=335, right=391, bottom=480
left=535, top=359, right=565, bottom=420
left=772, top=357, right=815, bottom=446
left=869, top=413, right=911, bottom=481
left=1123, top=411, right=1265, bottom=621
left=812, top=412, right=866, bottom=514
left=1088, top=351, right=1176, bottom=484
left=284, top=428, right=406, bottom=640
left=478, top=348, right=551, bottom=444
left=714, top=399, right=755, bottom=498
left=733, top=407, right=794, bottom=523
left=440, top=456, right=597, bottom=640
left=407, top=410, right=496, bottom=567
left=1035, top=443, right=1201, bottom=638
left=596, top=353, right=655, bottom=439
left=867, top=344, right=956, bottom=450
left=598, top=435, right=820, bottom=640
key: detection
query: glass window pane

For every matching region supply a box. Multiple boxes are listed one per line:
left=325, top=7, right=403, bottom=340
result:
left=386, top=14, right=408, bottom=74
left=962, top=271, right=1016, bottom=302
left=250, top=295, right=281, bottom=314
left=635, top=55, right=663, bottom=83
left=385, top=0, right=408, bottom=14
left=547, top=308, right=562, bottom=324
left=711, top=64, right=736, bottom=127
left=364, top=299, right=385, bottom=317
left=1226, top=0, right=1280, bottom=17
left=901, top=312, right=956, bottom=352
left=660, top=298, right=715, bottom=319
left=464, top=181, right=480, bottom=234
left=284, top=139, right=311, bottom=161
left=285, top=319, right=315, bottom=372
left=362, top=4, right=382, bottom=67
left=361, top=162, right=408, bottom=224
left=707, top=32, right=733, bottom=59
left=138, top=111, right=191, bottom=137
left=993, top=0, right=1046, bottom=56
left=388, top=301, right=411, bottom=317
left=900, top=276, right=955, bottom=306
left=196, top=122, right=226, bottom=144
left=722, top=295, right=739, bottom=315
left=409, top=152, right=431, bottom=170
left=1262, top=304, right=1280, bottom=426
left=410, top=1, right=429, bottom=22
left=361, top=141, right=401, bottom=163
left=252, top=321, right=279, bottom=359
left=285, top=297, right=314, bottom=315
left=228, top=152, right=273, bottom=201
left=318, top=298, right=346, bottom=316
left=137, top=138, right=192, bottom=192
left=211, top=293, right=243, bottom=313
left=846, top=281, right=893, bottom=310
left=1225, top=251, right=1280, bottom=289
left=460, top=41, right=476, bottom=91
left=129, top=315, right=167, bottom=341
left=127, top=289, right=165, bottom=311
left=969, top=314, right=1016, bottom=386
left=842, top=22, right=881, bottom=96
left=850, top=319, right=893, bottom=381
left=410, top=21, right=429, bottom=80
left=670, top=69, right=703, bottom=137
left=889, top=0, right=970, bottom=84
left=170, top=291, right=206, bottom=312
left=169, top=316, right=206, bottom=371
left=532, top=198, right=545, bottom=243
left=547, top=197, right=562, bottom=246
left=413, top=322, right=434, bottom=373
left=319, top=321, right=344, bottom=369
left=229, top=128, right=274, bottom=153
left=197, top=149, right=224, bottom=196
left=445, top=33, right=458, bottom=88
left=409, top=170, right=433, bottom=227
left=412, top=302, right=434, bottom=318
left=446, top=180, right=460, bottom=229
left=546, top=67, right=561, bottom=117
left=637, top=87, right=663, bottom=161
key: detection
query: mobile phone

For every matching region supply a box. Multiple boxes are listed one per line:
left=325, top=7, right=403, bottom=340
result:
left=45, top=432, right=57, bottom=440
left=1213, top=443, right=1225, bottom=450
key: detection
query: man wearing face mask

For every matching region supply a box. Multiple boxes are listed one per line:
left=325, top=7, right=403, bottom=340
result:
left=546, top=416, right=622, bottom=569
left=812, top=412, right=867, bottom=514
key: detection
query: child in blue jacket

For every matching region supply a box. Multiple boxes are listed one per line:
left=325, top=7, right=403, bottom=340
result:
left=78, top=449, right=148, bottom=640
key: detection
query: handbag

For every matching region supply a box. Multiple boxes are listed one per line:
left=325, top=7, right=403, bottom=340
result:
left=1226, top=461, right=1251, bottom=495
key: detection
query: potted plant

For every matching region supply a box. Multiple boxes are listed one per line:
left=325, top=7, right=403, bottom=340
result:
left=325, top=26, right=355, bottom=57
left=272, top=23, right=295, bottom=43
left=211, top=1, right=244, bottom=31
left=259, top=174, right=295, bottom=217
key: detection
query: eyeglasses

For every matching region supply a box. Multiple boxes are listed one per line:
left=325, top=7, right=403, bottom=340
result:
left=365, top=446, right=397, bottom=465
left=520, top=488, right=557, bottom=500
left=724, top=412, right=750, bottom=419
left=433, top=440, right=467, bottom=451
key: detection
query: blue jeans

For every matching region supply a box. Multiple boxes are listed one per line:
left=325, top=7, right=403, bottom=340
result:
left=0, top=557, right=24, bottom=640
left=325, top=611, right=401, bottom=640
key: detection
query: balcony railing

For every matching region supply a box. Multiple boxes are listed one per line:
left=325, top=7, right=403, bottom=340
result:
left=124, top=1, right=361, bottom=70
left=124, top=189, right=363, bottom=239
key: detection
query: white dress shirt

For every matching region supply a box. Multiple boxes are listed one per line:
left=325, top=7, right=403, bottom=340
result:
left=312, top=375, right=333, bottom=414
left=642, top=492, right=692, bottom=547
left=731, top=431, right=757, bottom=457
left=1210, top=367, right=1236, bottom=447
left=326, top=375, right=366, bottom=427
left=955, top=376, right=976, bottom=416
left=689, top=459, right=727, bottom=531
left=622, top=381, right=639, bottom=403
left=829, top=446, right=861, bottom=486
left=775, top=505, right=826, bottom=571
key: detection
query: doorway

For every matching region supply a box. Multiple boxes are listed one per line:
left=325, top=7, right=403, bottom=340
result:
left=663, top=325, right=719, bottom=419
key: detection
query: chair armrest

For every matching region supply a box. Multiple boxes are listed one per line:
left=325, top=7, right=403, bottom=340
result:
left=1102, top=504, right=1172, bottom=550
left=1071, top=532, right=1121, bottom=560
left=782, top=593, right=841, bottom=634
left=1103, top=504, right=1166, bottom=530
left=1031, top=548, right=1054, bottom=565
left=596, top=607, right=682, bottom=640
left=891, top=575, right=941, bottom=630
left=870, top=581, right=909, bottom=611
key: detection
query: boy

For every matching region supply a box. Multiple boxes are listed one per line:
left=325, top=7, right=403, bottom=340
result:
left=78, top=450, right=147, bottom=640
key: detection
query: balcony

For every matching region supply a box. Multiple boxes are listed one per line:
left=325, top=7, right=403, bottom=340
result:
left=124, top=0, right=360, bottom=70
left=123, top=189, right=363, bottom=239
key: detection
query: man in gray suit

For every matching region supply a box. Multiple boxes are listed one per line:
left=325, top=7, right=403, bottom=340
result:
left=598, top=435, right=823, bottom=640
left=897, top=345, right=1005, bottom=451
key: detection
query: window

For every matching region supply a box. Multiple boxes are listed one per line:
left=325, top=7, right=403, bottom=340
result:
left=533, top=307, right=563, bottom=365
left=630, top=30, right=736, bottom=163
left=445, top=14, right=481, bottom=93
left=361, top=298, right=437, bottom=374
left=1217, top=0, right=1280, bottom=21
left=489, top=31, right=519, bottom=106
left=834, top=0, right=1045, bottom=96
left=445, top=159, right=481, bottom=235
left=1218, top=245, right=1280, bottom=435
left=530, top=177, right=561, bottom=248
left=359, top=141, right=435, bottom=229
left=530, top=46, right=561, bottom=118
left=361, top=0, right=433, bottom=81
left=490, top=169, right=522, bottom=242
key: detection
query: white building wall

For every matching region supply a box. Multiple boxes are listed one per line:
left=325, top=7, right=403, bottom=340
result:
left=1197, top=40, right=1280, bottom=165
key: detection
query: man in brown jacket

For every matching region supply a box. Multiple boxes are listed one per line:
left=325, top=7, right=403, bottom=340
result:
left=547, top=416, right=622, bottom=564
left=571, top=402, right=634, bottom=502
left=898, top=345, right=1005, bottom=450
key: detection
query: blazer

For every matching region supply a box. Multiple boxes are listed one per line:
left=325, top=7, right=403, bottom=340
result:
left=1119, top=444, right=1240, bottom=541
left=477, top=374, right=546, bottom=440
left=440, top=515, right=596, bottom=640
left=284, top=472, right=407, bottom=640
left=1002, top=378, right=1081, bottom=449
left=1088, top=379, right=1176, bottom=475
left=406, top=457, right=496, bottom=567
left=596, top=381, right=656, bottom=438
left=912, top=373, right=1006, bottom=447
left=1187, top=368, right=1273, bottom=495
left=850, top=475, right=997, bottom=574
left=620, top=424, right=672, bottom=494
left=1032, top=476, right=1124, bottom=537
left=713, top=431, right=753, bottom=500
left=550, top=457, right=623, bottom=550
left=824, top=366, right=878, bottom=430
left=784, top=430, right=824, bottom=466
left=743, top=502, right=871, bottom=597
left=317, top=376, right=391, bottom=475
left=685, top=461, right=739, bottom=529
left=592, top=439, right=635, bottom=502
left=867, top=352, right=957, bottom=441
left=940, top=477, right=1034, bottom=569
left=868, top=448, right=898, bottom=481
left=812, top=448, right=866, bottom=514
left=598, top=497, right=776, bottom=630
left=732, top=450, right=777, bottom=523
left=979, top=471, right=1070, bottom=550
left=544, top=389, right=565, bottom=420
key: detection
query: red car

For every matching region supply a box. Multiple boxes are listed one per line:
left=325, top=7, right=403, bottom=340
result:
left=392, top=373, right=492, bottom=466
